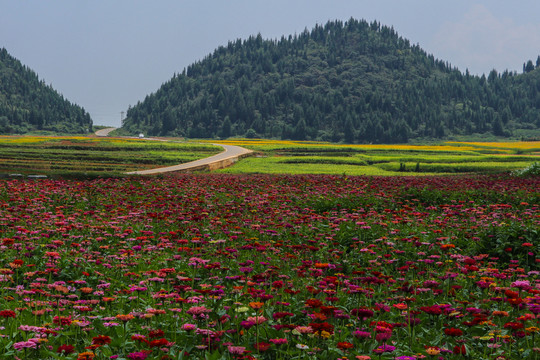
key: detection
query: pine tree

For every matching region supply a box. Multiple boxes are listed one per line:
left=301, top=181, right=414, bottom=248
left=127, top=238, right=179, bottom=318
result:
left=221, top=116, right=232, bottom=138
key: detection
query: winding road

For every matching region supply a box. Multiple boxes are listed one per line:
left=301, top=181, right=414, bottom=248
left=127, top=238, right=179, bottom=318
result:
left=95, top=127, right=253, bottom=175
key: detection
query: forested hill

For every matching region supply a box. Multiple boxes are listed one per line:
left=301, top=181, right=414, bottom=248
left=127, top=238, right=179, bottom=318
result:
left=0, top=48, right=92, bottom=134
left=122, top=18, right=540, bottom=143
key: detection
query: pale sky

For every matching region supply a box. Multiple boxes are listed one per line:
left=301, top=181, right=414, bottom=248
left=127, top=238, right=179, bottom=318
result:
left=1, top=1, right=540, bottom=127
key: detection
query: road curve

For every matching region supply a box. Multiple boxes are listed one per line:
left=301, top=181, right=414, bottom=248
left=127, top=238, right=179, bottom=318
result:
left=93, top=127, right=252, bottom=174
left=125, top=144, right=252, bottom=175
left=95, top=127, right=117, bottom=137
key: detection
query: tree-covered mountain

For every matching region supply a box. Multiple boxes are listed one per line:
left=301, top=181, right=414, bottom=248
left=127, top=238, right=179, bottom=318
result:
left=122, top=18, right=540, bottom=143
left=0, top=48, right=92, bottom=134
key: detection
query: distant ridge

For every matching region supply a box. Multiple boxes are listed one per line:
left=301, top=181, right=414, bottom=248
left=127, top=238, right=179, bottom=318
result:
left=122, top=18, right=540, bottom=143
left=0, top=48, right=92, bottom=134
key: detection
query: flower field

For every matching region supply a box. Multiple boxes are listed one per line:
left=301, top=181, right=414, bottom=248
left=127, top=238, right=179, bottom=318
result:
left=0, top=174, right=539, bottom=359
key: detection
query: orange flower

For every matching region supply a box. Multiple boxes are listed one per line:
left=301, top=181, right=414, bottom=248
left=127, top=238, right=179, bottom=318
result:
left=9, top=259, right=23, bottom=268
left=55, top=285, right=69, bottom=294
left=80, top=287, right=93, bottom=294
left=249, top=302, right=264, bottom=309
left=147, top=309, right=166, bottom=315
left=425, top=346, right=441, bottom=355
left=77, top=352, right=95, bottom=360
left=116, top=314, right=135, bottom=321
left=314, top=263, right=329, bottom=269
left=337, top=341, right=354, bottom=350
left=311, top=312, right=328, bottom=321
left=84, top=345, right=101, bottom=350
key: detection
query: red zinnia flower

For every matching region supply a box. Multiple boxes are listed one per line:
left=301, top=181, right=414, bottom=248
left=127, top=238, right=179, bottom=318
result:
left=308, top=322, right=334, bottom=335
left=504, top=322, right=524, bottom=330
left=149, top=338, right=169, bottom=348
left=305, top=299, right=323, bottom=308
left=419, top=305, right=443, bottom=315
left=505, top=290, right=519, bottom=299
left=336, top=341, right=354, bottom=350
left=444, top=327, right=463, bottom=337
left=92, top=335, right=111, bottom=345
left=53, top=315, right=72, bottom=326
left=352, top=307, right=374, bottom=320
left=57, top=344, right=75, bottom=354
left=148, top=329, right=165, bottom=338
left=453, top=344, right=467, bottom=355
left=507, top=297, right=523, bottom=306
left=253, top=342, right=271, bottom=352
left=272, top=312, right=294, bottom=320
left=319, top=306, right=335, bottom=316
left=0, top=310, right=16, bottom=318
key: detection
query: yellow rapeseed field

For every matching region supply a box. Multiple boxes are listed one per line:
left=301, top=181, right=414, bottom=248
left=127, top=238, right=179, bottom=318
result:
left=446, top=141, right=540, bottom=151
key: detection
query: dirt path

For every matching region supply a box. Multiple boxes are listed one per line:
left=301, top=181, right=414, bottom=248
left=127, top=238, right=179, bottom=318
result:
left=95, top=128, right=252, bottom=174
left=95, top=127, right=117, bottom=137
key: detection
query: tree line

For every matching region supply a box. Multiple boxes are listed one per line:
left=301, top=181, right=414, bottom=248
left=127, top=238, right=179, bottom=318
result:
left=0, top=48, right=92, bottom=134
left=125, top=18, right=540, bottom=143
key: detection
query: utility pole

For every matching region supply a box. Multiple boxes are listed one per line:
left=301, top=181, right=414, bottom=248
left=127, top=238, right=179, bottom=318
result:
left=120, top=111, right=125, bottom=126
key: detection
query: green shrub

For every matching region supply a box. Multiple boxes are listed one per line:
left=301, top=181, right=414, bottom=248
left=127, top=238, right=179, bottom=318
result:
left=513, top=162, right=540, bottom=177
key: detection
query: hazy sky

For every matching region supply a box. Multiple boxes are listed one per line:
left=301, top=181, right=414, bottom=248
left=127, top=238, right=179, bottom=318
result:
left=2, top=1, right=540, bottom=127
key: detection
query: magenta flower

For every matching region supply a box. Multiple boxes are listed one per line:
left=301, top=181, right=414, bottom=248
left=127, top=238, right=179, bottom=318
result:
left=269, top=338, right=288, bottom=345
left=127, top=352, right=149, bottom=360
left=373, top=344, right=396, bottom=354
left=227, top=346, right=246, bottom=355
left=13, top=339, right=39, bottom=350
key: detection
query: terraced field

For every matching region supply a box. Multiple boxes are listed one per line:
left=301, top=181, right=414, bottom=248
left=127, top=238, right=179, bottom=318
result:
left=205, top=139, right=540, bottom=176
left=0, top=136, right=221, bottom=177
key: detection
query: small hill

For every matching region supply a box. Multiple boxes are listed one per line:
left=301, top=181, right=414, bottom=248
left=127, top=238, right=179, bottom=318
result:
left=0, top=48, right=92, bottom=134
left=122, top=18, right=540, bottom=143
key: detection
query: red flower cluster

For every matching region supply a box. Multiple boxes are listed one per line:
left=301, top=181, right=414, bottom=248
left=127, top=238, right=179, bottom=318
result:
left=444, top=327, right=463, bottom=337
left=0, top=310, right=16, bottom=318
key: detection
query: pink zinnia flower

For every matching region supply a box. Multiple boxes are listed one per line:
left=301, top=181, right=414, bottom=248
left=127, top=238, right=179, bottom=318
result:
left=186, top=306, right=211, bottom=315
left=227, top=345, right=246, bottom=355
left=13, top=339, right=39, bottom=351
left=181, top=323, right=197, bottom=331
left=269, top=338, right=288, bottom=345
left=294, top=326, right=313, bottom=334
left=246, top=316, right=267, bottom=325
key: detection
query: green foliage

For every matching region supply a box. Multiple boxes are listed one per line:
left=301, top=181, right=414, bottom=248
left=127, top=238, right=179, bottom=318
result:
left=472, top=223, right=538, bottom=266
left=513, top=162, right=540, bottom=177
left=123, top=18, right=540, bottom=143
left=0, top=48, right=92, bottom=134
